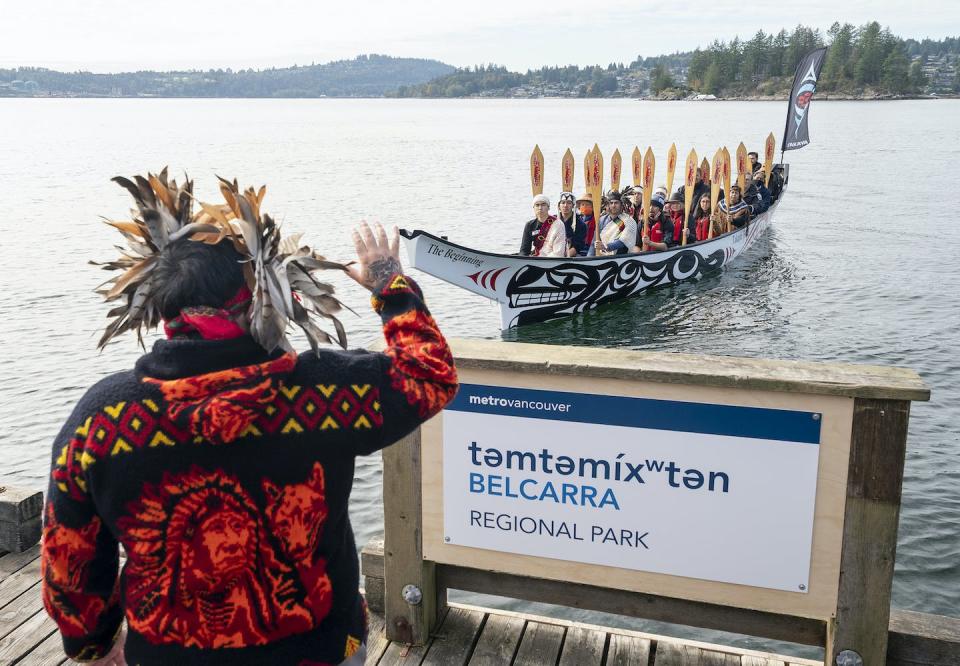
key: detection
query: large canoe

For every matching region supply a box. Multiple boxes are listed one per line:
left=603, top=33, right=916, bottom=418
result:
left=402, top=166, right=788, bottom=330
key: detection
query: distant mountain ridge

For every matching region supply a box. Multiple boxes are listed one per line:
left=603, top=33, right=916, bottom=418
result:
left=0, top=54, right=455, bottom=98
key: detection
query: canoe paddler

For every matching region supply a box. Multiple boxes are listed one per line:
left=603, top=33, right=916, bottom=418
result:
left=588, top=189, right=637, bottom=256
left=564, top=192, right=596, bottom=257
left=520, top=193, right=567, bottom=257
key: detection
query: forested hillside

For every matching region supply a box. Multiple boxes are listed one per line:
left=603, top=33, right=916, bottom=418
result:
left=389, top=23, right=959, bottom=98
left=0, top=55, right=454, bottom=97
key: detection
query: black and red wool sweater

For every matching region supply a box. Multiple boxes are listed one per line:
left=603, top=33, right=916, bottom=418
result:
left=42, top=274, right=458, bottom=665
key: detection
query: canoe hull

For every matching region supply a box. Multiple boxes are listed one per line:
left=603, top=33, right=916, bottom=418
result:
left=403, top=186, right=783, bottom=330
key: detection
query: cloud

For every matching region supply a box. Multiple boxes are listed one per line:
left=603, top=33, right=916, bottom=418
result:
left=2, top=0, right=957, bottom=72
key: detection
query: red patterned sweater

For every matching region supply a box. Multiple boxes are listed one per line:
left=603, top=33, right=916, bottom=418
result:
left=42, top=274, right=457, bottom=665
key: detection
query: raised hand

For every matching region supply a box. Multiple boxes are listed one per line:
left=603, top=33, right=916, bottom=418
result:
left=346, top=221, right=402, bottom=292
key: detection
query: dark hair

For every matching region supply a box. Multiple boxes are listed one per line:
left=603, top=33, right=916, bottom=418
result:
left=152, top=239, right=246, bottom=319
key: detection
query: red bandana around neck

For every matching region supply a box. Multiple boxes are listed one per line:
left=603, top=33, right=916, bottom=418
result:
left=163, top=286, right=252, bottom=340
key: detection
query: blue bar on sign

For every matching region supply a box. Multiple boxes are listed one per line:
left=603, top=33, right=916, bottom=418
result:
left=446, top=383, right=821, bottom=444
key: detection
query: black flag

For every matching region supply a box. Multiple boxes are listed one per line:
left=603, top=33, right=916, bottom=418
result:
left=782, top=47, right=827, bottom=152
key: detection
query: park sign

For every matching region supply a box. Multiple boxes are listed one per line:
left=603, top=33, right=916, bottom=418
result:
left=439, top=383, right=821, bottom=592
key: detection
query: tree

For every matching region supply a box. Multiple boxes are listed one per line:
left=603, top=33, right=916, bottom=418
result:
left=880, top=47, right=910, bottom=93
left=687, top=48, right=710, bottom=89
left=588, top=74, right=618, bottom=96
left=909, top=60, right=927, bottom=92
left=650, top=64, right=675, bottom=94
left=703, top=62, right=722, bottom=95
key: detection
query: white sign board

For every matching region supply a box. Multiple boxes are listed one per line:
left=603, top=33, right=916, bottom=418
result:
left=442, top=383, right=822, bottom=593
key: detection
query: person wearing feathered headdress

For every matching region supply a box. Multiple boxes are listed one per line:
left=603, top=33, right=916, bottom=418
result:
left=40, top=170, right=458, bottom=666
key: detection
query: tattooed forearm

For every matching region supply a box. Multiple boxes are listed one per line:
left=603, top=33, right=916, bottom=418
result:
left=367, top=256, right=403, bottom=287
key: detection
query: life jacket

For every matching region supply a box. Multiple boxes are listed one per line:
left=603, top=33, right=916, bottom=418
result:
left=695, top=216, right=710, bottom=241
left=670, top=210, right=684, bottom=242
left=649, top=218, right=664, bottom=245
left=530, top=216, right=556, bottom=256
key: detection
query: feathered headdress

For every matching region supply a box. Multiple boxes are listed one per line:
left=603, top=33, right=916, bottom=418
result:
left=93, top=169, right=350, bottom=354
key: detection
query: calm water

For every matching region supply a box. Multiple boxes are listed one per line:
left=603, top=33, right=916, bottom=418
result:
left=2, top=98, right=958, bottom=656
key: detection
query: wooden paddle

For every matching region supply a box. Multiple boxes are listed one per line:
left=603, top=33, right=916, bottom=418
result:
left=588, top=146, right=604, bottom=253
left=641, top=147, right=655, bottom=242
left=763, top=132, right=776, bottom=187
left=722, top=146, right=732, bottom=233
left=665, top=142, right=677, bottom=197
left=584, top=149, right=591, bottom=192
left=682, top=148, right=697, bottom=246
left=700, top=157, right=710, bottom=185
left=562, top=148, right=575, bottom=193
left=736, top=142, right=748, bottom=194
left=632, top=146, right=642, bottom=187
left=710, top=149, right=723, bottom=239
left=530, top=145, right=544, bottom=196
left=610, top=149, right=622, bottom=192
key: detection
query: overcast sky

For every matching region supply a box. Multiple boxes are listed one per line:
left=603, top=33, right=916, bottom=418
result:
left=3, top=0, right=957, bottom=73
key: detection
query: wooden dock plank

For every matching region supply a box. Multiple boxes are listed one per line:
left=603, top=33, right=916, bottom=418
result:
left=655, top=643, right=701, bottom=665
left=699, top=649, right=742, bottom=665
left=0, top=580, right=43, bottom=641
left=0, top=558, right=41, bottom=610
left=420, top=607, right=485, bottom=666
left=742, top=656, right=786, bottom=666
left=378, top=608, right=453, bottom=665
left=15, top=629, right=70, bottom=666
left=607, top=633, right=651, bottom=666
left=0, top=546, right=40, bottom=583
left=377, top=634, right=429, bottom=665
left=512, top=621, right=565, bottom=666
left=0, top=608, right=57, bottom=664
left=467, top=612, right=525, bottom=666
left=557, top=625, right=606, bottom=666
left=366, top=611, right=390, bottom=665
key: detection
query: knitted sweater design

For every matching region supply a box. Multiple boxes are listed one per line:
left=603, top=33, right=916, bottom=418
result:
left=42, top=274, right=457, bottom=665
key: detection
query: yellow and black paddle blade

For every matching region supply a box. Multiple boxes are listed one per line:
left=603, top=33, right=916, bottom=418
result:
left=530, top=144, right=544, bottom=196
left=562, top=148, right=575, bottom=193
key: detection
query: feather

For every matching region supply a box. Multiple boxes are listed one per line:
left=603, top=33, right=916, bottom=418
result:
left=168, top=222, right=220, bottom=242
left=103, top=220, right=146, bottom=238
left=141, top=210, right=169, bottom=250
left=133, top=175, right=157, bottom=208
left=277, top=232, right=304, bottom=256
left=104, top=258, right=156, bottom=300
left=149, top=174, right=176, bottom=213
left=111, top=176, right=143, bottom=203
